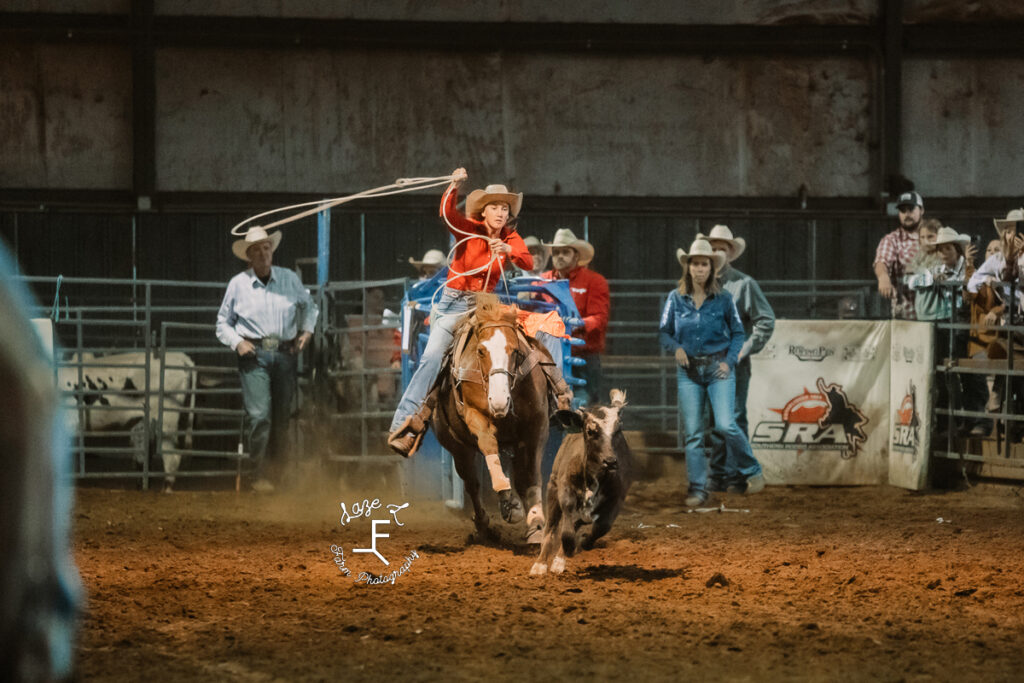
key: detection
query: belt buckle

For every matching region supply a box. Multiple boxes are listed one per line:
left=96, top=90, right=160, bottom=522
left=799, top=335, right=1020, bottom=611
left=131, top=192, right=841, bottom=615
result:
left=261, top=337, right=279, bottom=351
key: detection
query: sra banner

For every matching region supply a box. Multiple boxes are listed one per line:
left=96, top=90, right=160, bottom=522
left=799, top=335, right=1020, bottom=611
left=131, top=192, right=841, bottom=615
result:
left=747, top=320, right=890, bottom=485
left=887, top=320, right=934, bottom=491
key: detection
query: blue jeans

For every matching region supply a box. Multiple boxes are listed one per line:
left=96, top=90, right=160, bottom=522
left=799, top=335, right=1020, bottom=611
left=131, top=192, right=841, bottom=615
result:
left=709, top=356, right=752, bottom=485
left=677, top=363, right=761, bottom=495
left=390, top=288, right=472, bottom=432
left=239, top=348, right=298, bottom=479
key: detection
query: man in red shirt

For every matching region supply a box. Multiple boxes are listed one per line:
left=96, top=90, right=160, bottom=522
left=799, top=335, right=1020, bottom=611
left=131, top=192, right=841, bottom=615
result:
left=542, top=229, right=610, bottom=405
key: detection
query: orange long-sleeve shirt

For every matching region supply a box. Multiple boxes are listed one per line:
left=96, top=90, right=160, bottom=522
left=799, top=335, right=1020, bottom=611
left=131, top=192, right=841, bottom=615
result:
left=439, top=185, right=532, bottom=291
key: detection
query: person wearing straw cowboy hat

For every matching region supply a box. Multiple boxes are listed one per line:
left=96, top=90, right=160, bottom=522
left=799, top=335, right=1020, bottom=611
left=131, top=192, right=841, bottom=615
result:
left=540, top=228, right=610, bottom=405
left=969, top=208, right=1024, bottom=314
left=909, top=226, right=989, bottom=435
left=659, top=238, right=764, bottom=508
left=387, top=168, right=574, bottom=457
left=409, top=248, right=447, bottom=281
left=699, top=224, right=775, bottom=493
left=216, top=225, right=319, bottom=493
left=518, top=236, right=551, bottom=277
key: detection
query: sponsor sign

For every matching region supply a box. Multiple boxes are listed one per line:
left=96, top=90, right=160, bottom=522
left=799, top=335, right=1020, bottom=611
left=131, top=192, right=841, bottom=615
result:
left=748, top=321, right=890, bottom=485
left=888, top=321, right=933, bottom=490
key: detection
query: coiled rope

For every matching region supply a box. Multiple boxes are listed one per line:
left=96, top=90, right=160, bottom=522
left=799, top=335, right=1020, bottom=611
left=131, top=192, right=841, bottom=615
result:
left=230, top=173, right=518, bottom=320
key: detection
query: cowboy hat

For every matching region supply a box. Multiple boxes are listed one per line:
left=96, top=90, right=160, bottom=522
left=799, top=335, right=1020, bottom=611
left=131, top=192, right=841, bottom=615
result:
left=696, top=224, right=746, bottom=261
left=933, top=226, right=970, bottom=248
left=232, top=226, right=282, bottom=261
left=677, top=238, right=727, bottom=271
left=543, top=228, right=595, bottom=266
left=993, top=208, right=1024, bottom=235
left=408, top=249, right=446, bottom=268
left=465, top=184, right=523, bottom=218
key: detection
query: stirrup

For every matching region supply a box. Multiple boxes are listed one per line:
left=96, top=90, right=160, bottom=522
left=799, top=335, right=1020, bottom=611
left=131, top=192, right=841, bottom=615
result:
left=387, top=415, right=427, bottom=457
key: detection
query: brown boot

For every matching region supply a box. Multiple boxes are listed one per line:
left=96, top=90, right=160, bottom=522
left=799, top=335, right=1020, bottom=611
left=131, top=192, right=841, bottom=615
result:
left=387, top=393, right=437, bottom=457
left=387, top=414, right=427, bottom=457
left=541, top=362, right=575, bottom=412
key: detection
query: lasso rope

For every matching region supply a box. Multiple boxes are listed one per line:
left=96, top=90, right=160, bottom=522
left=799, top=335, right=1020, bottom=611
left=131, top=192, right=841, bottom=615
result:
left=229, top=172, right=516, bottom=321
left=229, top=175, right=457, bottom=235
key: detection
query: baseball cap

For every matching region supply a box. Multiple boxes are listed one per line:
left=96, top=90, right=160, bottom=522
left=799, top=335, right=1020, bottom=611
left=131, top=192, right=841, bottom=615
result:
left=896, top=191, right=924, bottom=210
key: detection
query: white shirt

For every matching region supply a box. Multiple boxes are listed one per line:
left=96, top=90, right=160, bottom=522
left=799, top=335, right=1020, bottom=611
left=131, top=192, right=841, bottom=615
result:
left=216, top=266, right=319, bottom=350
left=967, top=252, right=1024, bottom=310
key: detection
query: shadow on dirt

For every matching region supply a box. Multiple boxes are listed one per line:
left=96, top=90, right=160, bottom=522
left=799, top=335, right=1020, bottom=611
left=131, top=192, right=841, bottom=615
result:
left=577, top=564, right=687, bottom=582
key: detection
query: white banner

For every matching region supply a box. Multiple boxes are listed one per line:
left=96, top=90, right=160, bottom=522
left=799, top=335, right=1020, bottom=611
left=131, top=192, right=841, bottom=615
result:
left=748, top=321, right=890, bottom=485
left=887, top=321, right=934, bottom=490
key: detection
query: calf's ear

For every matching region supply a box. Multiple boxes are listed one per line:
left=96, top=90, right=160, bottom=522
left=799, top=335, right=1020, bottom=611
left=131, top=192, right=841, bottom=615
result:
left=609, top=388, right=627, bottom=408
left=555, top=409, right=585, bottom=433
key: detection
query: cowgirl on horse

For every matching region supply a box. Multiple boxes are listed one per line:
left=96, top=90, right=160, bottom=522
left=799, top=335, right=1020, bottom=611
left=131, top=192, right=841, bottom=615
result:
left=387, top=168, right=574, bottom=457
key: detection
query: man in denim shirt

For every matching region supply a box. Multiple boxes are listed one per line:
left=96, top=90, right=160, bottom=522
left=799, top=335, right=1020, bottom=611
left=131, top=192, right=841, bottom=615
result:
left=216, top=226, right=318, bottom=492
left=659, top=239, right=765, bottom=506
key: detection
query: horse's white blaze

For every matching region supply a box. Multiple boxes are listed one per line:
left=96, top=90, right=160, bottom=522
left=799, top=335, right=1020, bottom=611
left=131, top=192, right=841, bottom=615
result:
left=481, top=333, right=512, bottom=417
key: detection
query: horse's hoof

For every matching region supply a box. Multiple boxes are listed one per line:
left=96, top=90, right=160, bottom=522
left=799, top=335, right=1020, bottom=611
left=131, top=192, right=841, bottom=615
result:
left=529, top=562, right=548, bottom=576
left=550, top=556, right=566, bottom=574
left=498, top=491, right=524, bottom=524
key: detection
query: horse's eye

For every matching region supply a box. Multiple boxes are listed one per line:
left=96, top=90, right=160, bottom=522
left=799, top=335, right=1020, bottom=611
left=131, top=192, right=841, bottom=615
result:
left=478, top=348, right=485, bottom=356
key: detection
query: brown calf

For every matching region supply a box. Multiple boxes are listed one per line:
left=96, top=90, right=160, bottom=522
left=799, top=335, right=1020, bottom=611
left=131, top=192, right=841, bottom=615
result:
left=530, top=389, right=632, bottom=575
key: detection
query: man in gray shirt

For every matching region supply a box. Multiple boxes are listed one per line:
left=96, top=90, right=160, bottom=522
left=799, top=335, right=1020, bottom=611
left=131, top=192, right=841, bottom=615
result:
left=700, top=224, right=775, bottom=493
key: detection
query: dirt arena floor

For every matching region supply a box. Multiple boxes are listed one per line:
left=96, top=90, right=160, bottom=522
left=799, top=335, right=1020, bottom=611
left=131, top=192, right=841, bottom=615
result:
left=74, top=477, right=1024, bottom=682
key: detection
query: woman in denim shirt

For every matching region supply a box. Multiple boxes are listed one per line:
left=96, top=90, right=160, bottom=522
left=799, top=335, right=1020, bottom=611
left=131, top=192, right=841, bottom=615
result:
left=659, top=239, right=765, bottom=507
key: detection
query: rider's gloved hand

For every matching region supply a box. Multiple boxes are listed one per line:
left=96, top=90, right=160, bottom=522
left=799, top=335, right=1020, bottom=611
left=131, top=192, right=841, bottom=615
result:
left=564, top=317, right=585, bottom=331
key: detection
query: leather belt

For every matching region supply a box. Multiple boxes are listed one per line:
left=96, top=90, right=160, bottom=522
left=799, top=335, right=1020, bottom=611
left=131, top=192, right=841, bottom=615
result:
left=689, top=350, right=727, bottom=367
left=244, top=337, right=295, bottom=352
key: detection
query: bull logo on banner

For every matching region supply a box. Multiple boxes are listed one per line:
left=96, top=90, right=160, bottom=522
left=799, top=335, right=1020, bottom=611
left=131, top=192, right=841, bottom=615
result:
left=892, top=380, right=920, bottom=455
left=751, top=377, right=869, bottom=458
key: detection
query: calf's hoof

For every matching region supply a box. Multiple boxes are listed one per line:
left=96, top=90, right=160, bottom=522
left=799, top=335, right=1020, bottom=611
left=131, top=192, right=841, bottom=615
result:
left=529, top=562, right=548, bottom=576
left=498, top=490, right=524, bottom=524
left=550, top=556, right=566, bottom=574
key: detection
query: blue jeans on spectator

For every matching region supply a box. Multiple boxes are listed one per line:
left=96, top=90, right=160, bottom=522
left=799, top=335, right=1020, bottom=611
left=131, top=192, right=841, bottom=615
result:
left=390, top=287, right=472, bottom=432
left=709, top=356, right=752, bottom=486
left=239, top=348, right=297, bottom=480
left=678, top=363, right=761, bottom=497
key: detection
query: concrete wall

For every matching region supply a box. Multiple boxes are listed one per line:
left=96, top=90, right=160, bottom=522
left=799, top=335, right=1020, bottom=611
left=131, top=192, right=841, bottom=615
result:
left=156, top=48, right=873, bottom=197
left=903, top=58, right=1024, bottom=198
left=0, top=44, right=132, bottom=189
left=159, top=1, right=878, bottom=25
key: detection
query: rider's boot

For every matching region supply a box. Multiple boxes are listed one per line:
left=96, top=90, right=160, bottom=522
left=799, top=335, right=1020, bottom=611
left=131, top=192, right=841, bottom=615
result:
left=387, top=391, right=437, bottom=457
left=541, top=362, right=575, bottom=414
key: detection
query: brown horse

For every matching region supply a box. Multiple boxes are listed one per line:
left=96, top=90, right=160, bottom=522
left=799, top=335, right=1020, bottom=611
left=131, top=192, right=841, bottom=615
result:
left=432, top=294, right=552, bottom=543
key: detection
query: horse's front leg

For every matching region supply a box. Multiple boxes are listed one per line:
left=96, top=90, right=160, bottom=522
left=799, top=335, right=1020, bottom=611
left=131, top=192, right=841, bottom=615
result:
left=512, top=434, right=547, bottom=544
left=464, top=406, right=523, bottom=524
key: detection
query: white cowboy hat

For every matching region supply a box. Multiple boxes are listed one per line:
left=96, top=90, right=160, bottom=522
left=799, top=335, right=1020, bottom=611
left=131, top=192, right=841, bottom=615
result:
left=677, top=238, right=727, bottom=271
left=408, top=249, right=446, bottom=268
left=465, top=184, right=523, bottom=218
left=933, top=226, right=970, bottom=248
left=232, top=226, right=282, bottom=261
left=543, top=228, right=595, bottom=266
left=993, top=208, right=1023, bottom=235
left=696, top=224, right=746, bottom=261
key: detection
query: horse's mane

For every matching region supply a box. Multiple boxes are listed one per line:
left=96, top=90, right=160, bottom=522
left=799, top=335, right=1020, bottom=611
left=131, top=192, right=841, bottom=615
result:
left=452, top=293, right=519, bottom=341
